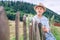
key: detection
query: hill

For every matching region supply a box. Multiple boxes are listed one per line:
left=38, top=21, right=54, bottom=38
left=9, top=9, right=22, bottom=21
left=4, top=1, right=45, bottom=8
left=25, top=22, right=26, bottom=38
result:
left=0, top=1, right=60, bottom=22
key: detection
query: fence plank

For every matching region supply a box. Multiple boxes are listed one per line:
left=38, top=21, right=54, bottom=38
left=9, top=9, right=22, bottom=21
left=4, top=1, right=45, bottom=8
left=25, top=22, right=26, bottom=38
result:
left=0, top=6, right=10, bottom=40
left=35, top=22, right=40, bottom=40
left=29, top=22, right=33, bottom=40
left=38, top=23, right=45, bottom=40
left=32, top=21, right=41, bottom=40
left=23, top=14, right=27, bottom=40
left=29, top=20, right=45, bottom=40
left=15, top=11, right=20, bottom=40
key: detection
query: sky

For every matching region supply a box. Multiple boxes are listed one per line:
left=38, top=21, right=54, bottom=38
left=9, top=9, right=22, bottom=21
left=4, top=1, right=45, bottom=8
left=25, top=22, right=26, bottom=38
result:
left=20, top=0, right=60, bottom=15
left=1, top=0, right=60, bottom=15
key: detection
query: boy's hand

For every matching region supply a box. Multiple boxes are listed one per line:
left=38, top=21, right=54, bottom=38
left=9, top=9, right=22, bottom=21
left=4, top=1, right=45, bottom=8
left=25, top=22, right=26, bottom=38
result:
left=42, top=26, right=49, bottom=33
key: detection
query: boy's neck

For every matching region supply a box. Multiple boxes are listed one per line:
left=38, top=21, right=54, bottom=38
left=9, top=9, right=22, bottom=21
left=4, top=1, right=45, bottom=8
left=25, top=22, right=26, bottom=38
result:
left=37, top=14, right=43, bottom=18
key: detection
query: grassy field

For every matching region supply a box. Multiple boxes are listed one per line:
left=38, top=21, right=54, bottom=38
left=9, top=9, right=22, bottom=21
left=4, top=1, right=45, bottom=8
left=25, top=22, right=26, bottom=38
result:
left=9, top=20, right=23, bottom=40
left=9, top=20, right=60, bottom=40
left=51, top=26, right=60, bottom=40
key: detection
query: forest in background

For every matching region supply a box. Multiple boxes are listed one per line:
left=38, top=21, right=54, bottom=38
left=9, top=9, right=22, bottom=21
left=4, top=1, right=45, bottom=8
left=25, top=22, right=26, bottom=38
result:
left=0, top=1, right=60, bottom=22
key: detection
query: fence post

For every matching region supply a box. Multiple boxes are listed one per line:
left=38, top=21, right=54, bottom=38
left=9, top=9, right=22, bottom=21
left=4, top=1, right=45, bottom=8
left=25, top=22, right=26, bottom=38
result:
left=29, top=20, right=46, bottom=40
left=33, top=21, right=41, bottom=40
left=33, top=21, right=37, bottom=40
left=23, top=14, right=27, bottom=40
left=38, top=23, right=45, bottom=40
left=29, top=20, right=39, bottom=40
left=29, top=22, right=33, bottom=40
left=0, top=6, right=10, bottom=40
left=15, top=11, right=20, bottom=40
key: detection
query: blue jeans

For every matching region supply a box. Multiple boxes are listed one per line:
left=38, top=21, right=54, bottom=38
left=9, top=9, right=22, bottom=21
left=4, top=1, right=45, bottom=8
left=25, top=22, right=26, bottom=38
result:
left=45, top=32, right=56, bottom=40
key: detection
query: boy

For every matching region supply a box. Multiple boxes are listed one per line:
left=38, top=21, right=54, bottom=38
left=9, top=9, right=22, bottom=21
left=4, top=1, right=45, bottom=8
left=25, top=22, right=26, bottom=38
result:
left=32, top=3, right=56, bottom=40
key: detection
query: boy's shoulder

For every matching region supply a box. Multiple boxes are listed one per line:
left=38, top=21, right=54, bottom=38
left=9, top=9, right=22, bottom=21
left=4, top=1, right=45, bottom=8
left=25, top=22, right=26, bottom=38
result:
left=33, top=15, right=48, bottom=20
left=43, top=16, right=48, bottom=19
left=43, top=16, right=49, bottom=21
left=32, top=15, right=49, bottom=21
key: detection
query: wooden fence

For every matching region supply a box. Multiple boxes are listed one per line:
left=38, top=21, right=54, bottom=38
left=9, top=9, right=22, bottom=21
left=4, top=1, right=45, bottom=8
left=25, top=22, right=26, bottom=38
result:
left=0, top=6, right=45, bottom=40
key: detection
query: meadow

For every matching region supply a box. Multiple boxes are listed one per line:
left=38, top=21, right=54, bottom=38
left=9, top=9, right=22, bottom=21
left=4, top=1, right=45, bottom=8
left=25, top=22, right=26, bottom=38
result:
left=9, top=20, right=60, bottom=40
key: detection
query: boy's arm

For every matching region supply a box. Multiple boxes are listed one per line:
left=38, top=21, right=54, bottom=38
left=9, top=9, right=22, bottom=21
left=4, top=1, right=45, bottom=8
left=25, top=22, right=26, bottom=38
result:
left=42, top=19, right=50, bottom=33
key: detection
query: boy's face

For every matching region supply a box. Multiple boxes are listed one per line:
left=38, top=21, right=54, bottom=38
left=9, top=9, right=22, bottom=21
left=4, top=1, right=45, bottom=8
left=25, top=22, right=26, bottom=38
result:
left=35, top=7, right=45, bottom=15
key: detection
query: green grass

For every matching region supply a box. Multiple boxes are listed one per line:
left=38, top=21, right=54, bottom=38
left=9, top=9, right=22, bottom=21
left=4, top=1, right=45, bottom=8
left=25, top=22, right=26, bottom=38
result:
left=9, top=20, right=60, bottom=40
left=51, top=26, right=60, bottom=40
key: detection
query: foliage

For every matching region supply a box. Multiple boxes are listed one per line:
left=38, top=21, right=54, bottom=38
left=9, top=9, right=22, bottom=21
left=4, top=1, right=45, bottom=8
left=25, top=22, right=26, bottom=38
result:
left=0, top=1, right=60, bottom=22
